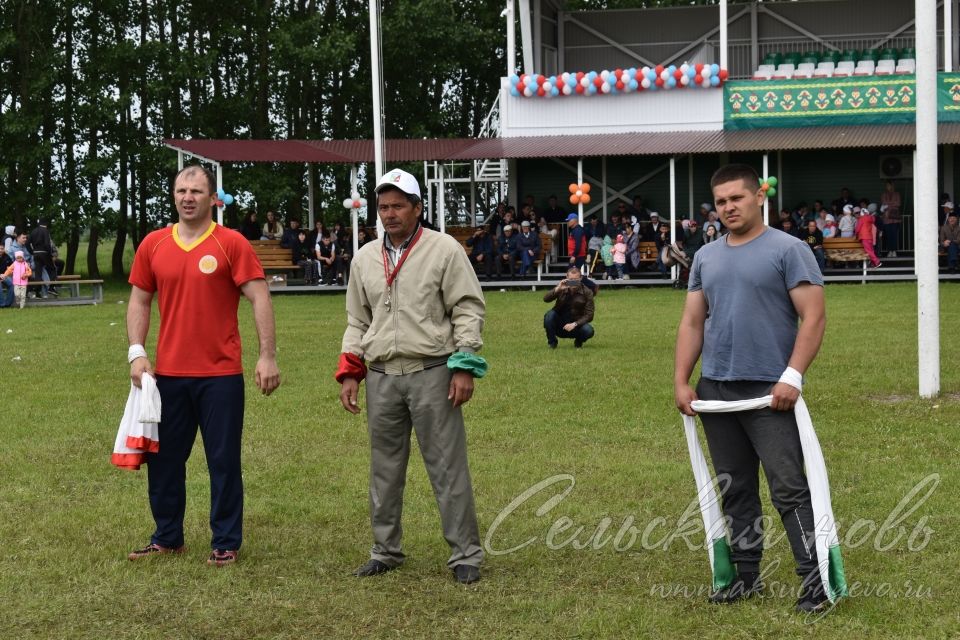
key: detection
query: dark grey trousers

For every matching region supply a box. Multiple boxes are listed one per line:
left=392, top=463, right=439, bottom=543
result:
left=696, top=378, right=819, bottom=578
left=365, top=365, right=484, bottom=569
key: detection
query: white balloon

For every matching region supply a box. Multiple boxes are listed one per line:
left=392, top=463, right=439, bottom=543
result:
left=524, top=87, right=533, bottom=97
left=680, top=74, right=690, bottom=86
left=562, top=84, right=572, bottom=95
left=350, top=191, right=360, bottom=200
left=660, top=69, right=669, bottom=81
left=641, top=78, right=651, bottom=89
left=359, top=198, right=367, bottom=207
left=680, top=63, right=689, bottom=73
left=600, top=70, right=610, bottom=81
left=342, top=198, right=354, bottom=209
left=701, top=76, right=711, bottom=88
left=543, top=82, right=552, bottom=93
left=580, top=76, right=589, bottom=87
left=601, top=82, right=611, bottom=93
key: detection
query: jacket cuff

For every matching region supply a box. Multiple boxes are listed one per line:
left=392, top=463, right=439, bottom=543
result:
left=447, top=352, right=488, bottom=379
left=334, top=352, right=367, bottom=383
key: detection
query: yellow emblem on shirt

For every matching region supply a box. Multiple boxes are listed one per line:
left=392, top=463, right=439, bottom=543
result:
left=198, top=255, right=218, bottom=274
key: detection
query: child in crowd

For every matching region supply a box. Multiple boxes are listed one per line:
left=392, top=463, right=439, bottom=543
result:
left=838, top=204, right=856, bottom=238
left=612, top=234, right=627, bottom=280
left=823, top=219, right=838, bottom=239
left=2, top=250, right=33, bottom=309
left=855, top=207, right=882, bottom=267
left=600, top=235, right=615, bottom=280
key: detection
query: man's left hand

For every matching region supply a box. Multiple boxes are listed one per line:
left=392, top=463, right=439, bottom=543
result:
left=448, top=371, right=474, bottom=407
left=255, top=355, right=281, bottom=396
left=770, top=381, right=799, bottom=411
left=563, top=322, right=577, bottom=332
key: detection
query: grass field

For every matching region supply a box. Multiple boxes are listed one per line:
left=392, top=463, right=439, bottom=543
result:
left=1, top=281, right=958, bottom=639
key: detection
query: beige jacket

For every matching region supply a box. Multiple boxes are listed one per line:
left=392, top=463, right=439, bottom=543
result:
left=342, top=228, right=485, bottom=373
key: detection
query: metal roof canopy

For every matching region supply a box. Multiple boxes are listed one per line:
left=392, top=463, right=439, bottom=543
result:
left=165, top=124, right=960, bottom=165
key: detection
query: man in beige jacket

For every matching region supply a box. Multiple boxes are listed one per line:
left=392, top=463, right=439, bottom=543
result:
left=336, top=168, right=487, bottom=584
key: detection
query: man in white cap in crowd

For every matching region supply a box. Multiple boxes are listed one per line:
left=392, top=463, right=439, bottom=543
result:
left=940, top=201, right=954, bottom=227
left=335, top=168, right=488, bottom=584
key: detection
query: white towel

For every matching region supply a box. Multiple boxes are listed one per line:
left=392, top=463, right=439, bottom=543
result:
left=683, top=395, right=848, bottom=602
left=111, top=373, right=162, bottom=470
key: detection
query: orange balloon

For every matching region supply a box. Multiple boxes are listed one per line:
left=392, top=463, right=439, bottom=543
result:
left=581, top=193, right=592, bottom=204
left=568, top=183, right=578, bottom=194
left=569, top=194, right=579, bottom=205
left=581, top=183, right=591, bottom=194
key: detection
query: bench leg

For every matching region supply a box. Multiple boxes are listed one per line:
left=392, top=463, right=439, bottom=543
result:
left=861, top=259, right=867, bottom=284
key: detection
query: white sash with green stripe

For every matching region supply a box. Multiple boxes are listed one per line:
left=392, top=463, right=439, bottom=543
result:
left=683, top=395, right=848, bottom=602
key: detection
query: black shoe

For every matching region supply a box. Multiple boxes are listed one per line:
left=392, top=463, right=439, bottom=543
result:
left=574, top=340, right=583, bottom=349
left=548, top=342, right=558, bottom=349
left=353, top=559, right=395, bottom=577
left=796, top=585, right=829, bottom=613
left=709, top=572, right=762, bottom=604
left=453, top=564, right=480, bottom=584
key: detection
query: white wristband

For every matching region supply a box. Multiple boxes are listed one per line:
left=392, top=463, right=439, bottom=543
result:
left=778, top=366, right=803, bottom=391
left=128, top=344, right=148, bottom=364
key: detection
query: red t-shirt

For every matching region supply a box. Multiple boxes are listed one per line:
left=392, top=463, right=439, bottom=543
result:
left=129, top=223, right=265, bottom=376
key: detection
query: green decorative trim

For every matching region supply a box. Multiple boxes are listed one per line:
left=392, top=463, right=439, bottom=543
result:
left=447, top=352, right=488, bottom=379
left=711, top=538, right=736, bottom=592
left=828, top=544, right=849, bottom=602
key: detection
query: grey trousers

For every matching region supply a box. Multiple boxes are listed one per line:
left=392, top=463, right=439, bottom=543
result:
left=365, top=365, right=484, bottom=569
left=696, top=378, right=819, bottom=578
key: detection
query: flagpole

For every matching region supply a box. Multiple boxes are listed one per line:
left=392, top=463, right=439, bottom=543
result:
left=369, top=0, right=385, bottom=237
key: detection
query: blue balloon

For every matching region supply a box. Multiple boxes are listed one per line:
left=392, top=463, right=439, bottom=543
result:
left=588, top=71, right=598, bottom=80
left=711, top=63, right=720, bottom=76
left=216, top=188, right=225, bottom=199
left=646, top=69, right=656, bottom=81
left=510, top=87, right=520, bottom=97
left=687, top=66, right=697, bottom=78
left=223, top=193, right=234, bottom=206
left=551, top=87, right=560, bottom=96
left=710, top=75, right=720, bottom=86
left=567, top=76, right=576, bottom=88
left=510, top=74, right=520, bottom=86
left=587, top=83, right=597, bottom=94
left=667, top=77, right=677, bottom=88
left=629, top=79, right=639, bottom=90
left=668, top=65, right=677, bottom=74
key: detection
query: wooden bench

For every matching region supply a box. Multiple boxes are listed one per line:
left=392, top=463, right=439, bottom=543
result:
left=249, top=239, right=302, bottom=287
left=824, top=237, right=869, bottom=281
left=25, top=279, right=103, bottom=306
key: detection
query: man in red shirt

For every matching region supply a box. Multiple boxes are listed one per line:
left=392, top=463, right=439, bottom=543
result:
left=126, top=165, right=281, bottom=566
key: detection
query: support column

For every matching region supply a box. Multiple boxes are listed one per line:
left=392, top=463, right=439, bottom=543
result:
left=369, top=0, right=385, bottom=238
left=944, top=145, right=955, bottom=206
left=777, top=149, right=783, bottom=213
left=762, top=153, right=769, bottom=225
left=438, top=163, right=446, bottom=234
left=915, top=0, right=941, bottom=398
left=307, top=163, right=315, bottom=229
left=601, top=156, right=608, bottom=223
left=750, top=2, right=758, bottom=71
left=670, top=156, right=678, bottom=282
left=215, top=163, right=224, bottom=226
left=719, top=0, right=728, bottom=70
left=350, top=166, right=360, bottom=256
left=507, top=0, right=516, bottom=77
left=687, top=154, right=694, bottom=219
left=177, top=151, right=184, bottom=171
left=577, top=158, right=584, bottom=225
left=470, top=164, right=477, bottom=227
left=946, top=0, right=954, bottom=72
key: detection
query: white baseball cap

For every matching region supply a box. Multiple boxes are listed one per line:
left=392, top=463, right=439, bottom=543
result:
left=944, top=201, right=955, bottom=210
left=375, top=168, right=421, bottom=199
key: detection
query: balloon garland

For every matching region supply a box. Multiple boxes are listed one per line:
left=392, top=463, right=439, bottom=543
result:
left=342, top=191, right=368, bottom=211
left=568, top=182, right=591, bottom=205
left=761, top=176, right=778, bottom=198
left=214, top=188, right=235, bottom=208
left=509, top=63, right=728, bottom=98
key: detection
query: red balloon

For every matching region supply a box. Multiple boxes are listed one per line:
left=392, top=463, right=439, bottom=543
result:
left=695, top=63, right=704, bottom=74
left=614, top=68, right=623, bottom=78
left=719, top=69, right=729, bottom=80
left=593, top=76, right=603, bottom=88
left=674, top=69, right=683, bottom=80
left=655, top=65, right=664, bottom=75
left=615, top=80, right=625, bottom=90
left=575, top=84, right=585, bottom=94
left=655, top=77, right=664, bottom=87
left=537, top=86, right=546, bottom=96
left=519, top=74, right=526, bottom=83
left=635, top=70, right=644, bottom=81
left=694, top=74, right=702, bottom=84
left=536, top=75, right=544, bottom=85
left=576, top=71, right=585, bottom=81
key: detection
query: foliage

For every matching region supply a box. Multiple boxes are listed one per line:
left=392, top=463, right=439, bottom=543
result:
left=0, top=0, right=505, bottom=274
left=0, top=282, right=958, bottom=638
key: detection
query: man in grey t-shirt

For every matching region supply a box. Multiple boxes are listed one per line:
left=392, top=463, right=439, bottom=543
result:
left=674, top=164, right=829, bottom=613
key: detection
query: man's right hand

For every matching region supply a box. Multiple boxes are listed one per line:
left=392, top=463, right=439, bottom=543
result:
left=675, top=383, right=698, bottom=416
left=339, top=378, right=361, bottom=414
left=130, top=357, right=153, bottom=388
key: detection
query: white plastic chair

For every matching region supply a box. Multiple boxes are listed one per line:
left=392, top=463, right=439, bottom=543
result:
left=752, top=64, right=775, bottom=80
left=875, top=59, right=896, bottom=75
left=773, top=63, right=795, bottom=79
left=895, top=58, right=916, bottom=74
left=833, top=60, right=855, bottom=77
left=794, top=62, right=815, bottom=79
left=853, top=60, right=875, bottom=76
left=813, top=61, right=836, bottom=78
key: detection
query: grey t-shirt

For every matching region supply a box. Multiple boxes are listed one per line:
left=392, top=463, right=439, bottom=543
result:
left=688, top=227, right=823, bottom=382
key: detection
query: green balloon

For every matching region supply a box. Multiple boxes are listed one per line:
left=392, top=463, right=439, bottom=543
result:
left=766, top=176, right=778, bottom=187
left=766, top=186, right=777, bottom=197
